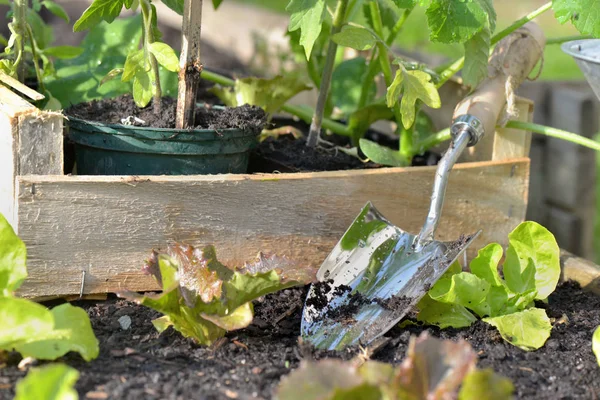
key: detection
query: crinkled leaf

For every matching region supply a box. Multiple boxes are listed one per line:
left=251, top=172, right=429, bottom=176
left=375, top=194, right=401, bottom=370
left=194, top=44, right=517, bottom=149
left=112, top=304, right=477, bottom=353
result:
left=428, top=272, right=491, bottom=318
left=387, top=69, right=441, bottom=129
left=359, top=138, right=405, bottom=167
left=15, top=303, right=99, bottom=361
left=469, top=243, right=503, bottom=287
left=41, top=1, right=70, bottom=23
left=503, top=221, right=560, bottom=300
left=0, top=213, right=27, bottom=296
left=458, top=368, right=514, bottom=400
left=161, top=0, right=184, bottom=15
left=593, top=326, right=600, bottom=366
left=398, top=332, right=477, bottom=399
left=426, top=0, right=495, bottom=44
left=332, top=26, right=377, bottom=51
left=417, top=295, right=477, bottom=329
left=483, top=308, right=551, bottom=351
left=14, top=364, right=79, bottom=400
left=348, top=103, right=393, bottom=143
left=0, top=297, right=54, bottom=349
left=286, top=0, right=327, bottom=59
left=43, top=46, right=84, bottom=59
left=332, top=57, right=376, bottom=116
left=123, top=244, right=313, bottom=345
left=149, top=42, right=179, bottom=72
left=73, top=0, right=126, bottom=32
left=463, top=25, right=490, bottom=88
left=210, top=75, right=311, bottom=116
left=553, top=0, right=600, bottom=37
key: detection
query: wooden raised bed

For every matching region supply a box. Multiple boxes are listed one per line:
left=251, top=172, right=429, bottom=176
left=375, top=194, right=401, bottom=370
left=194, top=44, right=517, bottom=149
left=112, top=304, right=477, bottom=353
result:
left=1, top=86, right=535, bottom=298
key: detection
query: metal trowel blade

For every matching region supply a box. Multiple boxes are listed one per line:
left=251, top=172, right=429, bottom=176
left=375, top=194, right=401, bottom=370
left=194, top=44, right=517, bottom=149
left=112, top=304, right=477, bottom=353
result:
left=301, top=202, right=480, bottom=351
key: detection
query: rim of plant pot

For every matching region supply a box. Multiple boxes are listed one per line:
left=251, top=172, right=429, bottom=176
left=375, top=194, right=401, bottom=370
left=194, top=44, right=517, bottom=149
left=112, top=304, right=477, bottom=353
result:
left=66, top=105, right=261, bottom=176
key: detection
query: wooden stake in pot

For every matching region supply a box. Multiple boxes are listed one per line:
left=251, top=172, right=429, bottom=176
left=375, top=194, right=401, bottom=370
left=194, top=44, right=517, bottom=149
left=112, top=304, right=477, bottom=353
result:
left=176, top=0, right=203, bottom=129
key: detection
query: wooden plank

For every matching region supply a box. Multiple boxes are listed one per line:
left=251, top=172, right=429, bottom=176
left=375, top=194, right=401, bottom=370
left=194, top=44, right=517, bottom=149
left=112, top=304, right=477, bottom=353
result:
left=16, top=158, right=529, bottom=297
left=491, top=98, right=533, bottom=161
left=0, top=86, right=63, bottom=230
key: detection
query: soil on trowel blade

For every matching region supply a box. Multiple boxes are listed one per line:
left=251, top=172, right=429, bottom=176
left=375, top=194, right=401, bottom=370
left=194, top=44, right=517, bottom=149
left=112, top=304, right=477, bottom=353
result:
left=1, top=282, right=598, bottom=400
left=66, top=95, right=266, bottom=134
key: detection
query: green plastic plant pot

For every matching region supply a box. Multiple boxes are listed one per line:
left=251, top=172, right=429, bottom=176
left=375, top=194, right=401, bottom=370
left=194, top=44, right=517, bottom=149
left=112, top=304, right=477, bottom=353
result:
left=67, top=117, right=259, bottom=176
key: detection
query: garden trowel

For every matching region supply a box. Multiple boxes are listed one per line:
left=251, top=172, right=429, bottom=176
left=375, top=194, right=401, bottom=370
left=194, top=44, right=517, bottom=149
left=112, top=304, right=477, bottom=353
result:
left=301, top=22, right=546, bottom=350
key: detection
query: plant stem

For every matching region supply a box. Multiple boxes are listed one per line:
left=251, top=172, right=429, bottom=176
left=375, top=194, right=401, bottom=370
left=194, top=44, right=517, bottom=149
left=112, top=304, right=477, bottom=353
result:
left=386, top=7, right=413, bottom=47
left=140, top=0, right=162, bottom=114
left=369, top=1, right=410, bottom=165
left=24, top=25, right=45, bottom=93
left=357, top=51, right=378, bottom=109
left=13, top=0, right=28, bottom=82
left=414, top=121, right=600, bottom=153
left=546, top=35, right=594, bottom=45
left=505, top=121, right=600, bottom=152
left=436, top=1, right=552, bottom=88
left=306, top=0, right=349, bottom=147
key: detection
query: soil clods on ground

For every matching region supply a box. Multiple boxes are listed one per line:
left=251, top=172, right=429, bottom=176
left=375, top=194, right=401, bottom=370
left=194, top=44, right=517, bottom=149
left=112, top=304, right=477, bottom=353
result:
left=1, top=281, right=598, bottom=400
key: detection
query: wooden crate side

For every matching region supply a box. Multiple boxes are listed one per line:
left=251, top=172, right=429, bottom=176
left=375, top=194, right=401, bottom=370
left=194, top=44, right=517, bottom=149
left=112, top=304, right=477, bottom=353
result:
left=0, top=86, right=63, bottom=231
left=16, top=158, right=529, bottom=297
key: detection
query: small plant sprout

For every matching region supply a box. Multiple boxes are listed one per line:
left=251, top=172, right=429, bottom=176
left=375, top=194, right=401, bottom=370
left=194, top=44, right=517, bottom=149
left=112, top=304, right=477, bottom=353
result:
left=120, top=243, right=317, bottom=345
left=417, top=221, right=561, bottom=351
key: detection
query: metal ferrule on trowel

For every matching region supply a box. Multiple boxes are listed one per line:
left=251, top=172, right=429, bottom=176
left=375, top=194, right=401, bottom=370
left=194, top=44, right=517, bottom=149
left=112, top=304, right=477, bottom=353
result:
left=302, top=22, right=547, bottom=351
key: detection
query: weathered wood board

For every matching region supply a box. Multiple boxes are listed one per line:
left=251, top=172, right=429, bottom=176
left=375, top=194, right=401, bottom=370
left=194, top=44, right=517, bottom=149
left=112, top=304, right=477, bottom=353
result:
left=16, top=158, right=529, bottom=297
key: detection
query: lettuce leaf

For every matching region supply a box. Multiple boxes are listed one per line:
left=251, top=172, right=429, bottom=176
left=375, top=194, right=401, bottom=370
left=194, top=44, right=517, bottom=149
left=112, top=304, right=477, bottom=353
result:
left=483, top=308, right=552, bottom=351
left=15, top=364, right=79, bottom=400
left=122, top=244, right=316, bottom=345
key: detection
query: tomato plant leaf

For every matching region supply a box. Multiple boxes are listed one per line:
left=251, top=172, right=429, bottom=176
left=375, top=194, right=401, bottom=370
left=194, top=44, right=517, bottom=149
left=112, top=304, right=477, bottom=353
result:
left=132, top=70, right=154, bottom=107
left=458, top=368, right=514, bottom=400
left=213, top=0, right=224, bottom=9
left=41, top=1, right=70, bottom=23
left=503, top=221, right=560, bottom=300
left=331, top=57, right=376, bottom=115
left=42, top=46, right=84, bottom=59
left=122, top=48, right=145, bottom=82
left=553, top=0, right=600, bottom=37
left=100, top=68, right=124, bottom=86
left=392, top=69, right=441, bottom=129
left=161, top=0, right=184, bottom=15
left=426, top=0, right=495, bottom=44
left=463, top=25, right=491, bottom=88
left=332, top=25, right=377, bottom=51
left=483, top=308, right=552, bottom=351
left=359, top=138, right=405, bottom=166
left=286, top=0, right=327, bottom=59
left=122, top=244, right=315, bottom=345
left=73, top=0, right=126, bottom=32
left=0, top=213, right=26, bottom=296
left=348, top=103, right=393, bottom=143
left=149, top=42, right=179, bottom=72
left=14, top=364, right=79, bottom=400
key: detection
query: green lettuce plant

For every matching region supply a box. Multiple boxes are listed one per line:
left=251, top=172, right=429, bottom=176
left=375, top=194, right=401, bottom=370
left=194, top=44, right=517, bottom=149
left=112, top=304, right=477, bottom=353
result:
left=14, top=364, right=79, bottom=400
left=0, top=0, right=83, bottom=109
left=417, top=221, right=561, bottom=351
left=593, top=326, right=600, bottom=367
left=0, top=213, right=99, bottom=362
left=120, top=243, right=316, bottom=345
left=275, top=332, right=513, bottom=400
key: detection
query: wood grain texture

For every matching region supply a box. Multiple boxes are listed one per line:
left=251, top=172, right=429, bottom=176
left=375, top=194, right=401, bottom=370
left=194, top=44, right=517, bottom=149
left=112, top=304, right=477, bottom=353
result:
left=16, top=158, right=529, bottom=297
left=561, top=249, right=600, bottom=296
left=0, top=86, right=63, bottom=230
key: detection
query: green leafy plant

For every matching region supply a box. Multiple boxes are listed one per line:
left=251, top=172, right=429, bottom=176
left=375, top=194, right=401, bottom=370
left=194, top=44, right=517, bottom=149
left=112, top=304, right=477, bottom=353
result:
left=14, top=363, right=79, bottom=400
left=0, top=0, right=83, bottom=108
left=417, top=221, right=561, bottom=351
left=593, top=326, right=600, bottom=367
left=73, top=0, right=181, bottom=111
left=275, top=332, right=513, bottom=400
left=0, top=213, right=99, bottom=362
left=120, top=243, right=316, bottom=345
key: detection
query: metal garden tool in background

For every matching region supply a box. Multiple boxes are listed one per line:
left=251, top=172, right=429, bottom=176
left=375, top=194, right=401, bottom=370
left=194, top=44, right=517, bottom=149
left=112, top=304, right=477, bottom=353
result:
left=562, top=39, right=600, bottom=101
left=301, top=22, right=546, bottom=350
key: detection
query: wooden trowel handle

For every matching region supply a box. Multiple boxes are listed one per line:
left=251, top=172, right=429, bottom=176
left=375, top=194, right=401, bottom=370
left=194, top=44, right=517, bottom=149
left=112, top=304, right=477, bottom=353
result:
left=453, top=22, right=546, bottom=138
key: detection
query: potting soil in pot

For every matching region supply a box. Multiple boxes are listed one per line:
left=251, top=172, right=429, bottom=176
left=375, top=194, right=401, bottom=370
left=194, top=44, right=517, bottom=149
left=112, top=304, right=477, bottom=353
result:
left=0, top=281, right=598, bottom=399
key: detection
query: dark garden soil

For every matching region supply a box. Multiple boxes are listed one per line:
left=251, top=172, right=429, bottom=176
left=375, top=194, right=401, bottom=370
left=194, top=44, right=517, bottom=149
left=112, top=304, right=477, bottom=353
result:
left=1, top=281, right=599, bottom=400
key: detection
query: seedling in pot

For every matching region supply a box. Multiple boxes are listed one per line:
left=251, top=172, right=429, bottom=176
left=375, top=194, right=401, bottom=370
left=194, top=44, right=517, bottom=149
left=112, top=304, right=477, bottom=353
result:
left=0, top=0, right=82, bottom=108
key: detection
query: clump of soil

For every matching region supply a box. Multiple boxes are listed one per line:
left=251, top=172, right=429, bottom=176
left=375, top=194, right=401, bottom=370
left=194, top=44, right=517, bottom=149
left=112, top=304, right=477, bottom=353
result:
left=0, top=282, right=598, bottom=399
left=374, top=295, right=411, bottom=311
left=66, top=94, right=267, bottom=134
